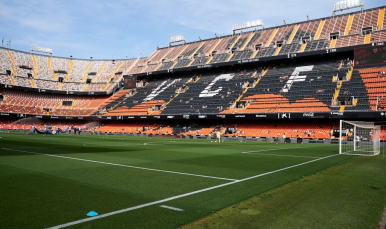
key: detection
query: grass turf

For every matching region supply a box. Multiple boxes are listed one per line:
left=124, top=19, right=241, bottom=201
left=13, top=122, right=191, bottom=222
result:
left=180, top=153, right=386, bottom=229
left=0, top=132, right=384, bottom=228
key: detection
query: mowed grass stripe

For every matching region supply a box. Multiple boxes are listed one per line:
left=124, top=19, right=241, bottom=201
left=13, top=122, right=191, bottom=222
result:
left=46, top=154, right=339, bottom=229
left=0, top=133, right=349, bottom=228
left=2, top=133, right=337, bottom=180
left=2, top=148, right=237, bottom=181
left=180, top=154, right=386, bottom=229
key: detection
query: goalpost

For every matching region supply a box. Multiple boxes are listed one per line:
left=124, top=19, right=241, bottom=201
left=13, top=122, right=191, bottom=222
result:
left=339, top=120, right=381, bottom=156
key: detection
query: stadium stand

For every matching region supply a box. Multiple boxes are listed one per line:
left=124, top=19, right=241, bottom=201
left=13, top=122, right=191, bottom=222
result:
left=122, top=6, right=385, bottom=73
left=0, top=49, right=14, bottom=77
left=0, top=75, right=12, bottom=85
left=91, top=119, right=337, bottom=139
left=13, top=76, right=32, bottom=88
left=1, top=5, right=386, bottom=141
left=0, top=88, right=108, bottom=116
left=61, top=82, right=84, bottom=91
left=94, top=60, right=122, bottom=83
left=0, top=118, right=89, bottom=131
left=222, top=120, right=333, bottom=139
left=34, top=79, right=59, bottom=90
left=52, top=57, right=70, bottom=74
left=84, top=83, right=109, bottom=92
left=0, top=6, right=385, bottom=87
left=358, top=67, right=386, bottom=110
left=103, top=74, right=193, bottom=115
left=96, top=122, right=174, bottom=134
left=34, top=54, right=51, bottom=80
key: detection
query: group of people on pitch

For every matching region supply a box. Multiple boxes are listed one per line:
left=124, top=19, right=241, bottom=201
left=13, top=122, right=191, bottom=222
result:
left=68, top=126, right=82, bottom=135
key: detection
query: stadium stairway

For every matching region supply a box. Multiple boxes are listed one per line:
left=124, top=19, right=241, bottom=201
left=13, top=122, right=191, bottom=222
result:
left=97, top=89, right=131, bottom=112
left=265, top=28, right=278, bottom=47
left=358, top=67, right=386, bottom=111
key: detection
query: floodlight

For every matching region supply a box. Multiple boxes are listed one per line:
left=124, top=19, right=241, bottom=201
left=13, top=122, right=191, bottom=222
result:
left=333, top=0, right=364, bottom=16
left=169, top=34, right=185, bottom=46
left=30, top=43, right=53, bottom=55
left=232, top=20, right=264, bottom=34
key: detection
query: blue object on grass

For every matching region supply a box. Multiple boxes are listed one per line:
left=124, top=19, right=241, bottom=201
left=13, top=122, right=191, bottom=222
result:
left=87, top=211, right=98, bottom=217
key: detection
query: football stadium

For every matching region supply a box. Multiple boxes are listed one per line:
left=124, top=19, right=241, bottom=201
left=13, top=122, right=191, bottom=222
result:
left=1, top=1, right=386, bottom=228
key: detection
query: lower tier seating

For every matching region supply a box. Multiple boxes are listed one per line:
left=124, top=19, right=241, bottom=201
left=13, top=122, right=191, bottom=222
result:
left=0, top=89, right=109, bottom=116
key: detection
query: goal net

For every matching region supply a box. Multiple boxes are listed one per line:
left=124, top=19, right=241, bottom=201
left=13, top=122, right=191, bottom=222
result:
left=339, top=120, right=380, bottom=156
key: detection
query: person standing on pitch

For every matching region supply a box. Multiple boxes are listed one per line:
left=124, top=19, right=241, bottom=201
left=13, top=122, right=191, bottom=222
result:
left=217, top=130, right=221, bottom=143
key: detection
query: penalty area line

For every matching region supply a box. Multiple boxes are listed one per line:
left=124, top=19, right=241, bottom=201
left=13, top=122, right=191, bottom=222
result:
left=242, top=146, right=312, bottom=154
left=45, top=154, right=339, bottom=229
left=241, top=147, right=322, bottom=158
left=242, top=152, right=321, bottom=158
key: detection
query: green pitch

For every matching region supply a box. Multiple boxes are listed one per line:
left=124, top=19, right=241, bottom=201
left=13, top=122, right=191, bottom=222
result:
left=0, top=133, right=385, bottom=229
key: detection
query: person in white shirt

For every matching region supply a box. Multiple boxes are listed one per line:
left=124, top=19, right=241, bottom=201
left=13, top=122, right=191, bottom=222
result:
left=216, top=131, right=221, bottom=143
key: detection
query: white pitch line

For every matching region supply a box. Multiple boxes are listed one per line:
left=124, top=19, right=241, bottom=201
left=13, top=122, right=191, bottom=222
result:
left=1, top=148, right=236, bottom=182
left=241, top=152, right=321, bottom=158
left=160, top=205, right=184, bottom=212
left=241, top=147, right=320, bottom=158
left=45, top=154, right=339, bottom=229
left=242, top=146, right=312, bottom=154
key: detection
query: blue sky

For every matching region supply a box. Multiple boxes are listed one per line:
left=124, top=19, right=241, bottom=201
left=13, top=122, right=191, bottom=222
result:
left=0, top=0, right=384, bottom=60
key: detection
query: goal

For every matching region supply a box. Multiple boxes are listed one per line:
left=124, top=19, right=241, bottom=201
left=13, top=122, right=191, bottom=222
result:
left=339, top=120, right=381, bottom=156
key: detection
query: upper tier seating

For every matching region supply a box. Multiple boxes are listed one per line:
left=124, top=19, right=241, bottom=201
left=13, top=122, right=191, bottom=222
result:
left=0, top=49, right=14, bottom=75
left=70, top=59, right=90, bottom=82
left=84, top=83, right=108, bottom=92
left=130, top=7, right=386, bottom=74
left=34, top=79, right=59, bottom=90
left=35, top=55, right=51, bottom=80
left=95, top=60, right=123, bottom=83
left=13, top=76, right=32, bottom=87
left=10, top=51, right=34, bottom=69
left=0, top=49, right=133, bottom=92
left=0, top=75, right=12, bottom=85
left=52, top=57, right=70, bottom=72
left=1, top=7, right=385, bottom=85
